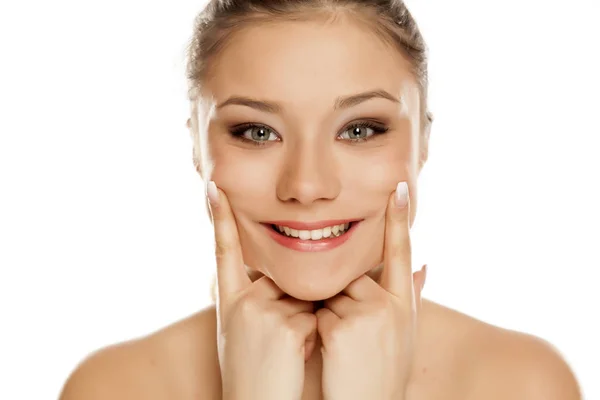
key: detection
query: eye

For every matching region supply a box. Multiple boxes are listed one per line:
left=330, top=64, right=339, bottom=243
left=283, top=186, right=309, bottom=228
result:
left=228, top=120, right=389, bottom=147
left=233, top=125, right=279, bottom=142
left=338, top=121, right=389, bottom=142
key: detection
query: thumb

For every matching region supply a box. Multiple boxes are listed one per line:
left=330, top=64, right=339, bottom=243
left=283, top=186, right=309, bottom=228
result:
left=304, top=328, right=318, bottom=362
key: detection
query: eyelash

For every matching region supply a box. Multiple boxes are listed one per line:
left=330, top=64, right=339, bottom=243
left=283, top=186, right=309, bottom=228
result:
left=227, top=120, right=390, bottom=147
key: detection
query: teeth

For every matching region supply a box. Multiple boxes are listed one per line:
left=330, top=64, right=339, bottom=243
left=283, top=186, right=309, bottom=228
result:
left=275, top=222, right=352, bottom=240
left=310, top=229, right=323, bottom=240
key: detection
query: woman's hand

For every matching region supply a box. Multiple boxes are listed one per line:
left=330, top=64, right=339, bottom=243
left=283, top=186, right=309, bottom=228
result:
left=207, top=181, right=318, bottom=400
left=316, top=182, right=426, bottom=400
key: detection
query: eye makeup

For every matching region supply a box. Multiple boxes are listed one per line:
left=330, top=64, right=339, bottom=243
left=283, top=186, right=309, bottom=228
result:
left=227, top=119, right=390, bottom=147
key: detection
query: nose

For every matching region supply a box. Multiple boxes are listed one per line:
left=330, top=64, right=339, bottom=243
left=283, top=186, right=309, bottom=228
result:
left=276, top=142, right=341, bottom=205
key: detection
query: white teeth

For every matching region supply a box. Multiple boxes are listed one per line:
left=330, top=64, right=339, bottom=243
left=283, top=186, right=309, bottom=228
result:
left=310, top=229, right=323, bottom=240
left=299, top=230, right=311, bottom=240
left=274, top=222, right=353, bottom=240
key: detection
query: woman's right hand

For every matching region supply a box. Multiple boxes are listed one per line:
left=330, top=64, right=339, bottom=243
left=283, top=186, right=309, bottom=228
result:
left=207, top=181, right=318, bottom=400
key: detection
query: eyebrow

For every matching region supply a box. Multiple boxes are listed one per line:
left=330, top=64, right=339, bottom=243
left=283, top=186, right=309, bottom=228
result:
left=215, top=89, right=401, bottom=113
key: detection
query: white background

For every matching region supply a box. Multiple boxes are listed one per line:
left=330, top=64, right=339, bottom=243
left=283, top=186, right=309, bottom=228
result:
left=1, top=0, right=598, bottom=398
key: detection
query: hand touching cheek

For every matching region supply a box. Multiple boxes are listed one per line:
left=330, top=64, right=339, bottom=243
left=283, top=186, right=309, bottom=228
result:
left=207, top=182, right=318, bottom=400
left=316, top=182, right=427, bottom=400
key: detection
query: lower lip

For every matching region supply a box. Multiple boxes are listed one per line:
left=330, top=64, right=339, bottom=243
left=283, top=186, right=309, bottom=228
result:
left=261, top=222, right=360, bottom=252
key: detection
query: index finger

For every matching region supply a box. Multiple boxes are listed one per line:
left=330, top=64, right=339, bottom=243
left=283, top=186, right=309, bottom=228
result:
left=207, top=180, right=251, bottom=300
left=379, top=181, right=413, bottom=299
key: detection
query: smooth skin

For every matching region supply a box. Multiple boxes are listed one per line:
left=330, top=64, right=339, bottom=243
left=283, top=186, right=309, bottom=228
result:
left=209, top=179, right=425, bottom=400
left=58, top=183, right=581, bottom=400
left=59, top=14, right=582, bottom=400
left=209, top=180, right=319, bottom=400
left=315, top=182, right=423, bottom=400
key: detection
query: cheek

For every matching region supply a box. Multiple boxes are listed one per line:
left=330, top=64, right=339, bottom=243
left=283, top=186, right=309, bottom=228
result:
left=209, top=147, right=275, bottom=213
left=346, top=145, right=410, bottom=195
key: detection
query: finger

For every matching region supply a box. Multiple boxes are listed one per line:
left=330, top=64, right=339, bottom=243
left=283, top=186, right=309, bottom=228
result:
left=287, top=312, right=317, bottom=348
left=324, top=294, right=358, bottom=318
left=342, top=275, right=382, bottom=302
left=315, top=307, right=341, bottom=351
left=304, top=328, right=318, bottom=362
left=207, top=180, right=251, bottom=300
left=276, top=295, right=315, bottom=315
left=379, top=181, right=412, bottom=299
left=251, top=275, right=285, bottom=300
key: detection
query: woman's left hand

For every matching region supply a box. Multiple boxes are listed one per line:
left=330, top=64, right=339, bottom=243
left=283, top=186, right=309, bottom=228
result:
left=316, top=182, right=427, bottom=400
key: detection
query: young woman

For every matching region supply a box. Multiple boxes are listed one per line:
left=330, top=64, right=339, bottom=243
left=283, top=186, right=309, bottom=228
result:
left=60, top=1, right=581, bottom=399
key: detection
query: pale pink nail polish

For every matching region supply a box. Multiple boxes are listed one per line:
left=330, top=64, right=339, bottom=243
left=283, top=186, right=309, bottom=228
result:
left=395, top=181, right=408, bottom=208
left=207, top=181, right=219, bottom=206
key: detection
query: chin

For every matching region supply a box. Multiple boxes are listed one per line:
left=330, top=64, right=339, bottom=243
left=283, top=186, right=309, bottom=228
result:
left=239, top=218, right=384, bottom=300
left=275, top=277, right=347, bottom=301
left=261, top=262, right=365, bottom=301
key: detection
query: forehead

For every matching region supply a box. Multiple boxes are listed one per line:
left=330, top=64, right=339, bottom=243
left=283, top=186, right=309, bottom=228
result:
left=202, top=18, right=418, bottom=115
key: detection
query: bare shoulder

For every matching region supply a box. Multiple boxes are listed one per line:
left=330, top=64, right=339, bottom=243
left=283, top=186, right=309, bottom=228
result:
left=59, top=306, right=220, bottom=400
left=465, top=323, right=582, bottom=399
left=419, top=300, right=582, bottom=400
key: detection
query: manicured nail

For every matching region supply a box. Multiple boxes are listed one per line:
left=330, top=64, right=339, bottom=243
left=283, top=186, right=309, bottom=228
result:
left=207, top=181, right=219, bottom=207
left=395, top=182, right=408, bottom=208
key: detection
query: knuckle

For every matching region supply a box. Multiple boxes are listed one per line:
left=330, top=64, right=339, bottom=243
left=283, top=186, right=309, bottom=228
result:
left=281, top=320, right=302, bottom=342
left=237, top=295, right=262, bottom=318
left=325, top=323, right=348, bottom=351
left=261, top=302, right=287, bottom=326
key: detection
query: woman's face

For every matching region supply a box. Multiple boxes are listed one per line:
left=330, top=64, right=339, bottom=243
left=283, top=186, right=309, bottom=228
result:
left=193, top=17, right=426, bottom=301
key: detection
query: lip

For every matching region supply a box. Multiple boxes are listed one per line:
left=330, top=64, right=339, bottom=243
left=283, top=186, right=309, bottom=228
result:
left=263, top=219, right=360, bottom=230
left=261, top=220, right=361, bottom=252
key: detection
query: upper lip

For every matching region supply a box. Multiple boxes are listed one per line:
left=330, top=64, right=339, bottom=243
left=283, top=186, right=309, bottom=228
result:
left=262, top=219, right=361, bottom=230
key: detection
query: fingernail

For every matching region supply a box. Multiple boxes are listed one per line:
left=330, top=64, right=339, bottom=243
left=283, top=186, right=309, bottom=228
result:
left=395, top=181, right=408, bottom=208
left=207, top=180, right=219, bottom=207
left=422, top=264, right=427, bottom=289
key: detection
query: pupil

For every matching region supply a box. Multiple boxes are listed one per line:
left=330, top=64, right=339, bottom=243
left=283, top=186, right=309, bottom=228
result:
left=352, top=127, right=364, bottom=138
left=252, top=128, right=267, bottom=140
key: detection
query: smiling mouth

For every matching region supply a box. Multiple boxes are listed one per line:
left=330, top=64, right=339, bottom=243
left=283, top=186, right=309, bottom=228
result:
left=270, top=221, right=355, bottom=241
